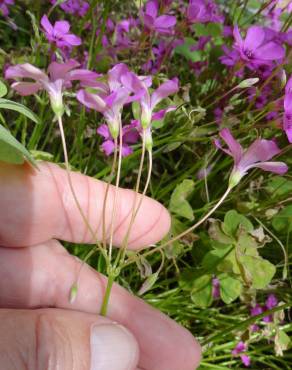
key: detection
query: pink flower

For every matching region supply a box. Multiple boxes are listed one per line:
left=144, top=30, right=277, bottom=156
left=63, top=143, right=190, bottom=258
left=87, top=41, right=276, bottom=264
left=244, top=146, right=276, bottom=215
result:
left=0, top=0, right=14, bottom=17
left=41, top=15, right=81, bottom=49
left=215, top=128, right=288, bottom=188
left=143, top=0, right=176, bottom=35
left=232, top=342, right=251, bottom=367
left=233, top=25, right=285, bottom=68
left=50, top=0, right=89, bottom=17
left=97, top=122, right=139, bottom=157
left=283, top=75, right=292, bottom=142
left=121, top=71, right=179, bottom=128
left=77, top=64, right=134, bottom=139
left=5, top=60, right=98, bottom=117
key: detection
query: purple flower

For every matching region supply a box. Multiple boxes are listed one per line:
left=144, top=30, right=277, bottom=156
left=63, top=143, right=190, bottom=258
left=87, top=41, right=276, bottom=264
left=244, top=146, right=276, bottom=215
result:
left=212, top=277, right=220, bottom=299
left=77, top=64, right=134, bottom=138
left=187, top=0, right=223, bottom=24
left=41, top=15, right=81, bottom=49
left=97, top=122, right=139, bottom=157
left=250, top=304, right=264, bottom=317
left=232, top=342, right=251, bottom=367
left=219, top=46, right=240, bottom=67
left=215, top=128, right=288, bottom=188
left=50, top=0, right=89, bottom=17
left=5, top=60, right=98, bottom=117
left=283, top=75, right=292, bottom=142
left=143, top=0, right=176, bottom=35
left=0, top=0, right=14, bottom=17
left=233, top=25, right=285, bottom=67
left=265, top=294, right=278, bottom=310
left=121, top=71, right=179, bottom=128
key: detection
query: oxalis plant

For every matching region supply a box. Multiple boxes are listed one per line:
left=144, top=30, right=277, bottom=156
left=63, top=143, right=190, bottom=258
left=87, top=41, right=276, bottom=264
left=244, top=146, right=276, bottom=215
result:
left=1, top=0, right=292, bottom=368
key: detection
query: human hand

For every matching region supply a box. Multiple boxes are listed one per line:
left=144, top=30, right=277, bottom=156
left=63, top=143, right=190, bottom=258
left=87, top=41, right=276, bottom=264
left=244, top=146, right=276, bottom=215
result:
left=0, top=161, right=201, bottom=370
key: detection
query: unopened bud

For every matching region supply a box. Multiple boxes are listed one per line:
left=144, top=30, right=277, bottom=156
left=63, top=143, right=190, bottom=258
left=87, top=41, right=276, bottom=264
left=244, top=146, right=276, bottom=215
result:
left=69, top=283, right=78, bottom=304
left=237, top=78, right=259, bottom=89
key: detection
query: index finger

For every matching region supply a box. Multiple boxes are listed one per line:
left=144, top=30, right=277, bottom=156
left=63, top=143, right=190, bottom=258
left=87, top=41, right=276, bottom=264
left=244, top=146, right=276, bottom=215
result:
left=0, top=161, right=170, bottom=248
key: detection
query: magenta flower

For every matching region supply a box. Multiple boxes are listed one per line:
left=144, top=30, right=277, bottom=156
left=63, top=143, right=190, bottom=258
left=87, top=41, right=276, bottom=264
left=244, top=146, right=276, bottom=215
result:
left=121, top=71, right=179, bottom=128
left=215, top=128, right=288, bottom=188
left=0, top=0, right=14, bottom=16
left=143, top=0, right=176, bottom=35
left=77, top=64, right=134, bottom=139
left=283, top=75, right=292, bottom=142
left=41, top=15, right=81, bottom=49
left=233, top=25, right=285, bottom=67
left=187, top=0, right=223, bottom=24
left=211, top=277, right=220, bottom=299
left=50, top=0, right=89, bottom=17
left=97, top=122, right=139, bottom=157
left=232, top=342, right=251, bottom=367
left=263, top=294, right=278, bottom=323
left=5, top=60, right=98, bottom=117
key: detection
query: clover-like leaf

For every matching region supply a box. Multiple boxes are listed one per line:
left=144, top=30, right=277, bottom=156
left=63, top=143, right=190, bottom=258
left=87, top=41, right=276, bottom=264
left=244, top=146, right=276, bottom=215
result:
left=240, top=255, right=276, bottom=289
left=218, top=274, right=242, bottom=304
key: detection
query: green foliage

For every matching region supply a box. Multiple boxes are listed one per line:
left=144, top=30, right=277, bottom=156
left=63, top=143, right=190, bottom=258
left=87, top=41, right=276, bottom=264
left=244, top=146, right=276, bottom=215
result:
left=180, top=210, right=276, bottom=307
left=0, top=124, right=36, bottom=166
left=272, top=206, right=292, bottom=233
left=0, top=99, right=40, bottom=124
left=0, top=80, right=8, bottom=98
left=169, top=179, right=195, bottom=221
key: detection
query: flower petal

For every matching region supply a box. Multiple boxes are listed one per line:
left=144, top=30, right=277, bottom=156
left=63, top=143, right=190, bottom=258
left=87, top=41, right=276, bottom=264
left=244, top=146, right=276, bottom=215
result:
left=48, top=60, right=80, bottom=81
left=62, top=34, right=82, bottom=46
left=254, top=42, right=285, bottom=61
left=97, top=124, right=110, bottom=139
left=101, top=139, right=115, bottom=156
left=10, top=81, right=42, bottom=96
left=250, top=161, right=288, bottom=175
left=240, top=139, right=281, bottom=168
left=244, top=26, right=265, bottom=51
left=40, top=15, right=53, bottom=35
left=154, top=15, right=176, bottom=29
left=77, top=89, right=107, bottom=112
left=150, top=78, right=179, bottom=110
left=54, top=20, right=70, bottom=34
left=145, top=0, right=158, bottom=18
left=233, top=25, right=243, bottom=47
left=5, top=63, right=47, bottom=81
left=219, top=128, right=243, bottom=164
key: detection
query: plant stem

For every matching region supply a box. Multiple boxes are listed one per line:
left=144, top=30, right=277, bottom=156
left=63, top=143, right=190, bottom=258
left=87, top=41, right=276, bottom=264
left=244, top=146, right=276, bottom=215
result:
left=108, top=120, right=123, bottom=261
left=102, top=140, right=118, bottom=249
left=100, top=273, right=115, bottom=316
left=125, top=186, right=232, bottom=264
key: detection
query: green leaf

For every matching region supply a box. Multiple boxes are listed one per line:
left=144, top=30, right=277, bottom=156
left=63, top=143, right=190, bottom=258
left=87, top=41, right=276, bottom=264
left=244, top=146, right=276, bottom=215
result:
left=240, top=255, right=276, bottom=289
left=208, top=219, right=233, bottom=245
left=174, top=38, right=204, bottom=62
left=0, top=98, right=40, bottom=124
left=266, top=176, right=292, bottom=198
left=222, top=210, right=253, bottom=236
left=0, top=124, right=37, bottom=166
left=202, top=246, right=234, bottom=272
left=169, top=179, right=195, bottom=221
left=218, top=274, right=242, bottom=304
left=272, top=205, right=292, bottom=232
left=190, top=274, right=213, bottom=308
left=138, top=272, right=159, bottom=295
left=275, top=330, right=291, bottom=356
left=0, top=80, right=7, bottom=98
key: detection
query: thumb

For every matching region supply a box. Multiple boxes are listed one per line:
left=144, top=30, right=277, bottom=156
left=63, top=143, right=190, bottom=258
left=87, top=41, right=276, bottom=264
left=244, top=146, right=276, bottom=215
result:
left=0, top=308, right=139, bottom=370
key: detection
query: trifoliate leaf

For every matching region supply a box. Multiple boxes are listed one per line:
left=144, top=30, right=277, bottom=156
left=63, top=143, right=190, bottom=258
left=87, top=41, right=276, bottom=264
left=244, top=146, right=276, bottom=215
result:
left=222, top=210, right=253, bottom=236
left=240, top=255, right=276, bottom=289
left=190, top=274, right=213, bottom=308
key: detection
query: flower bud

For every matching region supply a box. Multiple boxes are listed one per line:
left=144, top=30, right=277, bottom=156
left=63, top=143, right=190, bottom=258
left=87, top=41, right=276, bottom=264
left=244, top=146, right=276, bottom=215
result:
left=237, top=78, right=259, bottom=89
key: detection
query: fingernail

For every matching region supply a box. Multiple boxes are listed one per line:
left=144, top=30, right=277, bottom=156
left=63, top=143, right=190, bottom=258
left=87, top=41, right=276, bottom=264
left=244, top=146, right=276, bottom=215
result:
left=90, top=323, right=139, bottom=370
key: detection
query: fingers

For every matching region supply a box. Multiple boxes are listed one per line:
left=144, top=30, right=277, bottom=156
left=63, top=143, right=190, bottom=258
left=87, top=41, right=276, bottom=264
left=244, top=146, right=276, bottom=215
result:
left=0, top=308, right=139, bottom=370
left=0, top=161, right=170, bottom=248
left=0, top=241, right=201, bottom=370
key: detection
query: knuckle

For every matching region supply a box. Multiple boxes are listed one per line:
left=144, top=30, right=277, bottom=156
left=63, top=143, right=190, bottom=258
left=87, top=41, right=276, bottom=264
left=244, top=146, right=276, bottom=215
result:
left=33, top=311, right=74, bottom=370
